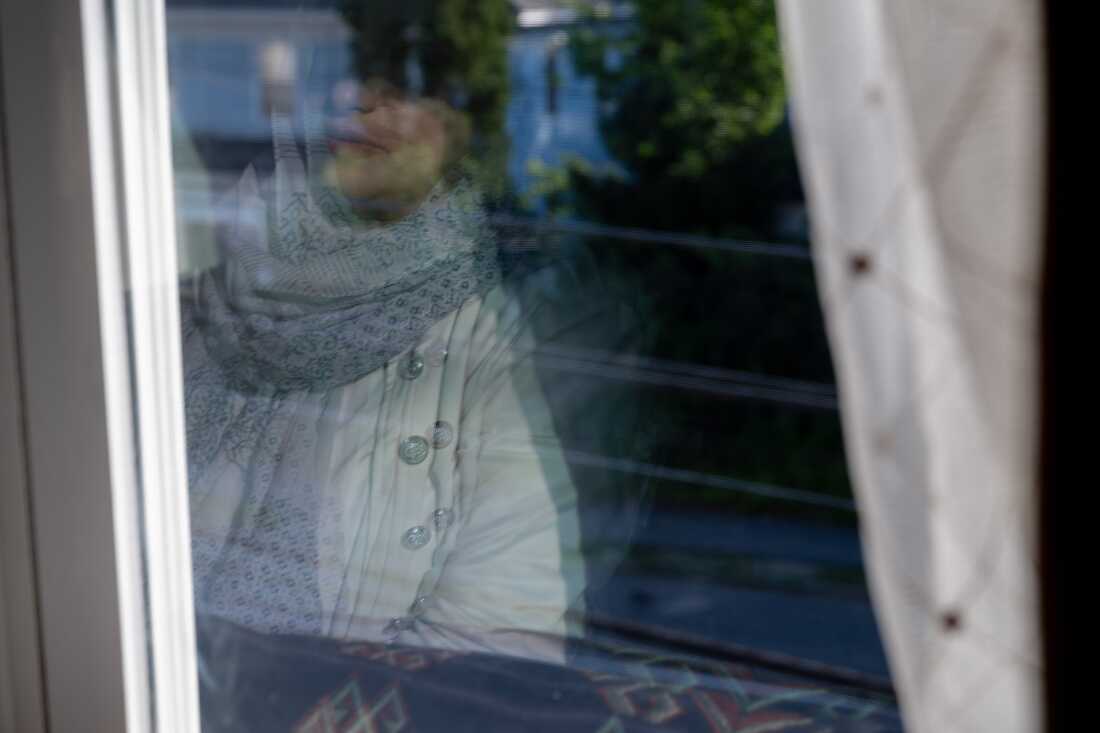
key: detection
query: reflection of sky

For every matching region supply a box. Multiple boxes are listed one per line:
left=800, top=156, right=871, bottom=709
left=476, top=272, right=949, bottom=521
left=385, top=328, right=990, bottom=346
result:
left=168, top=36, right=353, bottom=139
left=167, top=15, right=613, bottom=196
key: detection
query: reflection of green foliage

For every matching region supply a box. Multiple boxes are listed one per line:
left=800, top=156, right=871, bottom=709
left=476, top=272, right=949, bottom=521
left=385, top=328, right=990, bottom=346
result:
left=573, top=0, right=786, bottom=179
left=524, top=155, right=624, bottom=215
left=340, top=0, right=513, bottom=197
left=553, top=3, right=852, bottom=524
left=525, top=158, right=575, bottom=214
left=566, top=0, right=798, bottom=239
left=619, top=544, right=869, bottom=596
left=427, top=0, right=513, bottom=134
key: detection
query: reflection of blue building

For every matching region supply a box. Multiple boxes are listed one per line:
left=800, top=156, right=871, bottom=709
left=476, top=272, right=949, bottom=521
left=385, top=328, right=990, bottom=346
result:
left=506, top=22, right=614, bottom=199
left=166, top=2, right=625, bottom=195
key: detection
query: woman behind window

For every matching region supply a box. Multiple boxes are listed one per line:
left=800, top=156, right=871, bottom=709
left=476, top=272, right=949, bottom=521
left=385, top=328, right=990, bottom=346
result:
left=181, top=1, right=643, bottom=665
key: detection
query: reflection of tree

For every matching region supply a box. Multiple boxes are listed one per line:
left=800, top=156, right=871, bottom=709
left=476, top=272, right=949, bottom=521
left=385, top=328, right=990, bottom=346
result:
left=556, top=1, right=852, bottom=521
left=567, top=0, right=796, bottom=238
left=339, top=0, right=513, bottom=197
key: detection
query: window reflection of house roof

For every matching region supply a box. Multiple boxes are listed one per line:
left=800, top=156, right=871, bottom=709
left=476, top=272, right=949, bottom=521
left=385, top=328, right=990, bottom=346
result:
left=513, top=0, right=634, bottom=28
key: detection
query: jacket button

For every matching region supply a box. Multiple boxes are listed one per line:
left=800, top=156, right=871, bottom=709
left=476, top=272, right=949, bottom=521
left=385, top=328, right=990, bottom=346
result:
left=432, top=508, right=454, bottom=531
left=399, top=352, right=425, bottom=380
left=402, top=525, right=431, bottom=550
left=430, top=421, right=454, bottom=449
left=399, top=435, right=430, bottom=465
left=424, top=340, right=449, bottom=366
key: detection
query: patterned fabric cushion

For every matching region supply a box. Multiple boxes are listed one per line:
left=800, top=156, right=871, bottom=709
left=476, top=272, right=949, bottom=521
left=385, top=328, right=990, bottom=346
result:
left=197, top=617, right=901, bottom=732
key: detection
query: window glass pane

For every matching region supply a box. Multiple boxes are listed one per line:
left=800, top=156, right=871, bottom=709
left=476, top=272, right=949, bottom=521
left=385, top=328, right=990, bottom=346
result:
left=167, top=1, right=902, bottom=729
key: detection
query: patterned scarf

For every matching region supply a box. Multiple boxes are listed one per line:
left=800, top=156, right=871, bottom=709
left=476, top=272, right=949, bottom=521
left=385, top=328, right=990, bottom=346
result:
left=194, top=111, right=499, bottom=394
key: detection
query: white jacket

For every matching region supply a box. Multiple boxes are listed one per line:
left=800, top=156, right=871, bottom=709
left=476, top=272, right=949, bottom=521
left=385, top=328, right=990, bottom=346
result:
left=188, top=279, right=592, bottom=661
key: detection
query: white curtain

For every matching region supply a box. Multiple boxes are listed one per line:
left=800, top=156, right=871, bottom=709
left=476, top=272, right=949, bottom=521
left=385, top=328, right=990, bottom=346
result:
left=775, top=1, right=1045, bottom=730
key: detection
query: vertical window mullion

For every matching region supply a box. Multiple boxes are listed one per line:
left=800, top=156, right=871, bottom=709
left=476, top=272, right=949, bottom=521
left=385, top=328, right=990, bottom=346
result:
left=112, top=0, right=201, bottom=729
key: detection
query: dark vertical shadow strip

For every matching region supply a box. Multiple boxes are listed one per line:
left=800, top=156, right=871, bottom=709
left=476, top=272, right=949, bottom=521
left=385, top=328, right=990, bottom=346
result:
left=1040, top=0, right=1069, bottom=729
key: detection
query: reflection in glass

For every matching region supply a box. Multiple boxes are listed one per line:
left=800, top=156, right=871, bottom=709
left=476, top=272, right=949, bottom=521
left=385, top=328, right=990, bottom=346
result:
left=167, top=1, right=899, bottom=730
left=179, top=0, right=639, bottom=661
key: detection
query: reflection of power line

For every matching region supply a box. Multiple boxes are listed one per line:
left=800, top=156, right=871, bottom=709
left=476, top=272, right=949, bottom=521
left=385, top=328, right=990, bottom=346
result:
left=490, top=213, right=813, bottom=260
left=574, top=611, right=897, bottom=699
left=537, top=345, right=839, bottom=410
left=563, top=450, right=857, bottom=512
left=175, top=180, right=811, bottom=262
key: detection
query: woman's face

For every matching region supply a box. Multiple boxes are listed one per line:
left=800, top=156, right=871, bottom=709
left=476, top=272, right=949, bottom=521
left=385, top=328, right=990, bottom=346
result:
left=322, top=78, right=459, bottom=221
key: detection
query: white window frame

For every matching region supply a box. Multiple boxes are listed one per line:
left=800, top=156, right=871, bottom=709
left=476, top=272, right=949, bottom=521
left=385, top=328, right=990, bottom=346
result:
left=0, top=0, right=199, bottom=730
